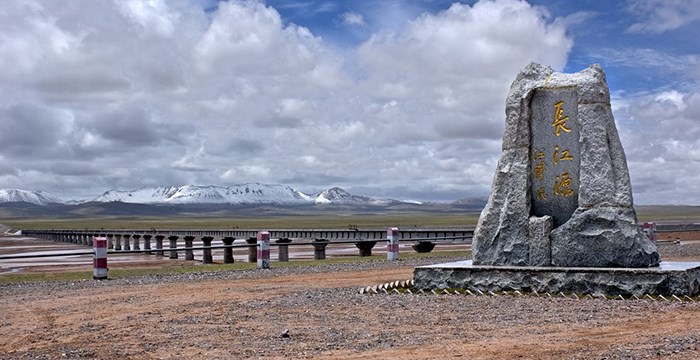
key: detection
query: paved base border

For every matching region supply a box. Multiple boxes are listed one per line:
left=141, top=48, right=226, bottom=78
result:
left=413, top=261, right=700, bottom=297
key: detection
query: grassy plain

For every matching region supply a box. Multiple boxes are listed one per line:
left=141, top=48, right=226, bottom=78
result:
left=1, top=204, right=698, bottom=231
left=636, top=205, right=700, bottom=223
left=0, top=213, right=480, bottom=230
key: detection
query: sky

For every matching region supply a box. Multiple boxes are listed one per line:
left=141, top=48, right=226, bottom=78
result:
left=0, top=0, right=699, bottom=204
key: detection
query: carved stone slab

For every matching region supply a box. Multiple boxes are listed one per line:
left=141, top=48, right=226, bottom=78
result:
left=472, top=63, right=659, bottom=268
left=530, top=88, right=580, bottom=227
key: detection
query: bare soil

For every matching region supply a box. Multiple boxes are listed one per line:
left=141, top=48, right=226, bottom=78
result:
left=1, top=233, right=699, bottom=359
left=1, top=263, right=699, bottom=359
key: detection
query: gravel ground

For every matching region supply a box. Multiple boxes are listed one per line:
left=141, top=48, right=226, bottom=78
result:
left=657, top=240, right=700, bottom=261
left=0, top=256, right=448, bottom=294
left=1, top=252, right=700, bottom=359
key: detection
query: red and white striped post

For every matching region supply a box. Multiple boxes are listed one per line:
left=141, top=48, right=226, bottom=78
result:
left=93, top=237, right=108, bottom=280
left=643, top=222, right=657, bottom=243
left=257, top=231, right=270, bottom=269
left=387, top=227, right=399, bottom=260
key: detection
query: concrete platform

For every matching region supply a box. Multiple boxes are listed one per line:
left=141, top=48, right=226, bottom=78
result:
left=414, top=260, right=700, bottom=296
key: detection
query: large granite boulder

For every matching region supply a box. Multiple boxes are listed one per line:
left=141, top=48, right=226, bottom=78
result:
left=551, top=207, right=659, bottom=267
left=472, top=63, right=659, bottom=268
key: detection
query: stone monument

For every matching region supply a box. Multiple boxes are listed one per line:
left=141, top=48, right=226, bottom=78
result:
left=472, top=62, right=659, bottom=268
left=414, top=63, right=700, bottom=296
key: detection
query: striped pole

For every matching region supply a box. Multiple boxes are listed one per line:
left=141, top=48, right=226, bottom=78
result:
left=257, top=231, right=270, bottom=269
left=93, top=237, right=108, bottom=280
left=643, top=222, right=657, bottom=243
left=387, top=227, right=399, bottom=260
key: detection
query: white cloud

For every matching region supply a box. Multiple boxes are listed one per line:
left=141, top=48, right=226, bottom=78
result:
left=117, top=0, right=180, bottom=37
left=340, top=11, right=366, bottom=27
left=588, top=47, right=700, bottom=80
left=220, top=165, right=271, bottom=182
left=626, top=0, right=700, bottom=33
left=0, top=0, right=575, bottom=201
left=614, top=89, right=700, bottom=204
left=355, top=0, right=572, bottom=145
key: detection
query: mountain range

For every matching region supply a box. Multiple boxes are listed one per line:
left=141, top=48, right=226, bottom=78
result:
left=0, top=184, right=405, bottom=206
left=0, top=189, right=65, bottom=206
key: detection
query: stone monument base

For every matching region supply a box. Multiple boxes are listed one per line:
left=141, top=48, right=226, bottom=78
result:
left=414, top=261, right=700, bottom=297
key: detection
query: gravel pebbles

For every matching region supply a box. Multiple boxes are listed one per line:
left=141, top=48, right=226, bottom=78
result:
left=1, top=254, right=699, bottom=359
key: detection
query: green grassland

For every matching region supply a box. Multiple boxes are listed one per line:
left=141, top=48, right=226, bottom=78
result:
left=636, top=205, right=700, bottom=223
left=2, top=204, right=700, bottom=231
left=0, top=213, right=481, bottom=231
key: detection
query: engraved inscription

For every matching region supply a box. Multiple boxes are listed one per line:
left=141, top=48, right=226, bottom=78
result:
left=530, top=89, right=580, bottom=226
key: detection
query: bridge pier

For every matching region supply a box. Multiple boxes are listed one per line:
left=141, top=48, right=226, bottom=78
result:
left=246, top=237, right=257, bottom=263
left=132, top=234, right=141, bottom=250
left=154, top=235, right=165, bottom=256
left=412, top=241, right=435, bottom=253
left=312, top=239, right=329, bottom=260
left=222, top=237, right=235, bottom=263
left=114, top=234, right=122, bottom=251
left=143, top=235, right=152, bottom=254
left=106, top=234, right=114, bottom=249
left=355, top=241, right=377, bottom=256
left=123, top=234, right=131, bottom=251
left=184, top=236, right=195, bottom=261
left=201, top=236, right=214, bottom=264
left=276, top=238, right=292, bottom=262
left=168, top=235, right=179, bottom=259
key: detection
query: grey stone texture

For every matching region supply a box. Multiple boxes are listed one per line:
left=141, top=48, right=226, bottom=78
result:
left=529, top=88, right=580, bottom=227
left=551, top=207, right=660, bottom=267
left=528, top=216, right=552, bottom=266
left=472, top=63, right=659, bottom=268
left=413, top=261, right=700, bottom=296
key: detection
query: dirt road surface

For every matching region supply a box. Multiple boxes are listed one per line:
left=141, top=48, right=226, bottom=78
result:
left=1, top=230, right=700, bottom=359
left=1, top=256, right=699, bottom=359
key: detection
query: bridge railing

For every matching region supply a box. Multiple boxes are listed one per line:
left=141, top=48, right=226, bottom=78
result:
left=2, top=229, right=473, bottom=279
left=21, top=227, right=475, bottom=242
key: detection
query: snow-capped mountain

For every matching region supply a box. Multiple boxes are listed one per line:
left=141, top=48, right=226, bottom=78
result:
left=92, top=184, right=313, bottom=204
left=0, top=184, right=405, bottom=206
left=312, top=187, right=393, bottom=205
left=0, top=189, right=64, bottom=205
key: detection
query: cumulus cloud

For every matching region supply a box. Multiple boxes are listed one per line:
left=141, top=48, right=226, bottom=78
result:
left=0, top=103, right=73, bottom=157
left=614, top=89, right=700, bottom=204
left=340, top=11, right=366, bottom=27
left=117, top=0, right=180, bottom=37
left=626, top=0, right=700, bottom=33
left=588, top=47, right=700, bottom=81
left=357, top=1, right=570, bottom=123
left=0, top=0, right=575, bottom=201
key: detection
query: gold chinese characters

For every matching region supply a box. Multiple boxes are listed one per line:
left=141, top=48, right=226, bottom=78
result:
left=552, top=100, right=571, bottom=136
left=553, top=145, right=573, bottom=165
left=532, top=99, right=576, bottom=200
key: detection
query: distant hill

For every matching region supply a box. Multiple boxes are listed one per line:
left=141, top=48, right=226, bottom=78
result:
left=0, top=184, right=403, bottom=207
left=451, top=196, right=488, bottom=209
left=0, top=201, right=483, bottom=219
left=0, top=189, right=64, bottom=206
left=89, top=184, right=403, bottom=206
left=0, top=185, right=490, bottom=219
left=91, top=184, right=313, bottom=205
